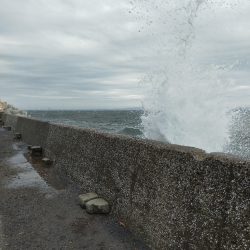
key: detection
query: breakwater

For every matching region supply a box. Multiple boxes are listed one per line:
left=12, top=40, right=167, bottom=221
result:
left=1, top=112, right=249, bottom=250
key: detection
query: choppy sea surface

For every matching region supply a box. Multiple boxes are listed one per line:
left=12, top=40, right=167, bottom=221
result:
left=28, top=110, right=144, bottom=138
left=28, top=108, right=250, bottom=160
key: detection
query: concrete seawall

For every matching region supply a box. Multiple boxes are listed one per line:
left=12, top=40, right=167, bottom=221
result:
left=1, top=113, right=250, bottom=249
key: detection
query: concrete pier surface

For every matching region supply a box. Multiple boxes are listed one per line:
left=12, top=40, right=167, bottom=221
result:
left=0, top=128, right=150, bottom=250
left=1, top=113, right=250, bottom=249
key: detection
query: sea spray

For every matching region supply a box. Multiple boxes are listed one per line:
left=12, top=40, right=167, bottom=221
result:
left=227, top=107, right=250, bottom=159
left=130, top=0, right=246, bottom=152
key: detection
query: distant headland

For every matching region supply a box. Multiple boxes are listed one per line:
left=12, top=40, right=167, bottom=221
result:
left=0, top=100, right=27, bottom=116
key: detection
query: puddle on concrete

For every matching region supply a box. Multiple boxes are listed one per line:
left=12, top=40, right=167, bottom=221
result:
left=7, top=153, right=27, bottom=165
left=12, top=144, right=20, bottom=151
left=7, top=166, right=50, bottom=190
left=5, top=153, right=53, bottom=192
left=12, top=142, right=29, bottom=153
left=25, top=153, right=66, bottom=190
left=4, top=143, right=66, bottom=193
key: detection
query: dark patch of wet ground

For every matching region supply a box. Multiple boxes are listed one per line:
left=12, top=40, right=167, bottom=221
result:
left=0, top=128, right=150, bottom=250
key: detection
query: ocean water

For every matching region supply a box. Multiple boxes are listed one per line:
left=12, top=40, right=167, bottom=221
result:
left=27, top=110, right=144, bottom=138
left=28, top=108, right=250, bottom=159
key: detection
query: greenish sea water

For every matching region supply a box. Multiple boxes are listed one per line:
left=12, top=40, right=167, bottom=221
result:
left=28, top=110, right=144, bottom=138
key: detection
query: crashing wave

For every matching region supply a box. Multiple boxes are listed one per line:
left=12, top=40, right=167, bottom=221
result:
left=0, top=100, right=27, bottom=116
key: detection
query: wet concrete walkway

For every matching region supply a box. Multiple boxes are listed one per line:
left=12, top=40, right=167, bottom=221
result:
left=0, top=128, right=149, bottom=250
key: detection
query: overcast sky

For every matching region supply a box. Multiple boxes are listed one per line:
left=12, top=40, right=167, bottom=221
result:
left=0, top=0, right=250, bottom=110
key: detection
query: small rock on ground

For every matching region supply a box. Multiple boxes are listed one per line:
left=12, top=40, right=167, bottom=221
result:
left=31, top=146, right=42, bottom=156
left=86, top=198, right=110, bottom=214
left=14, top=133, right=22, bottom=139
left=42, top=157, right=53, bottom=166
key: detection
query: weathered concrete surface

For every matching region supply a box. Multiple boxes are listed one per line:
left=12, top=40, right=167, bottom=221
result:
left=0, top=128, right=150, bottom=250
left=1, top=113, right=17, bottom=130
left=45, top=124, right=250, bottom=249
left=0, top=112, right=4, bottom=127
left=1, top=113, right=49, bottom=150
left=14, top=133, right=22, bottom=140
left=2, top=114, right=250, bottom=250
left=16, top=116, right=50, bottom=150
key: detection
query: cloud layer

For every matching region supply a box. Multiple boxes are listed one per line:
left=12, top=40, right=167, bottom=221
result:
left=0, top=0, right=249, bottom=109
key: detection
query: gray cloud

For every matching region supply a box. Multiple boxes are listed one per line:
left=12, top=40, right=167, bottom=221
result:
left=0, top=0, right=250, bottom=109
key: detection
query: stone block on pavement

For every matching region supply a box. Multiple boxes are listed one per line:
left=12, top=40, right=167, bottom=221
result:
left=14, top=133, right=22, bottom=140
left=86, top=198, right=110, bottom=214
left=42, top=157, right=53, bottom=166
left=79, top=192, right=99, bottom=208
left=31, top=146, right=43, bottom=156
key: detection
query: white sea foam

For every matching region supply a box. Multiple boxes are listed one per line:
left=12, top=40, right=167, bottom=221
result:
left=131, top=0, right=248, bottom=152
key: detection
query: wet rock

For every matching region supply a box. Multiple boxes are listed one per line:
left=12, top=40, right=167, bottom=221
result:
left=3, top=126, right=11, bottom=131
left=86, top=198, right=110, bottom=214
left=31, top=146, right=43, bottom=156
left=79, top=193, right=99, bottom=208
left=14, top=133, right=22, bottom=140
left=42, top=157, right=53, bottom=167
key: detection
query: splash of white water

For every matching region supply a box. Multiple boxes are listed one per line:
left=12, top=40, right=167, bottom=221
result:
left=131, top=0, right=245, bottom=152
